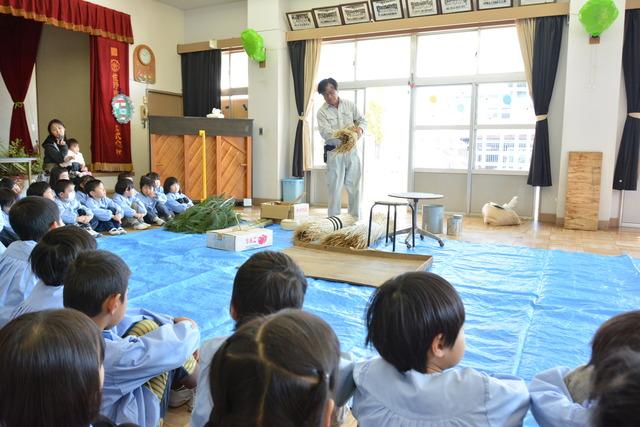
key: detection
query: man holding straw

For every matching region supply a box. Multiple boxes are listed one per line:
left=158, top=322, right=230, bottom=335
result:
left=317, top=77, right=367, bottom=220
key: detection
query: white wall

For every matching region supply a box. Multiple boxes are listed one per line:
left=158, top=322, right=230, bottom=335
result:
left=184, top=1, right=247, bottom=42
left=556, top=0, right=625, bottom=223
left=83, top=0, right=185, bottom=175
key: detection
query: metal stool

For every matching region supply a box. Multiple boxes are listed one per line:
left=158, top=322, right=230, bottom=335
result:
left=367, top=201, right=415, bottom=251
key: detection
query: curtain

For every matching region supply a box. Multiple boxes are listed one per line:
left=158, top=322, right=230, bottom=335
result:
left=302, top=40, right=321, bottom=172
left=516, top=19, right=536, bottom=99
left=613, top=10, right=640, bottom=191
left=289, top=41, right=305, bottom=177
left=90, top=36, right=132, bottom=172
left=0, top=14, right=42, bottom=153
left=181, top=50, right=221, bottom=117
left=527, top=16, right=564, bottom=187
left=0, top=0, right=134, bottom=43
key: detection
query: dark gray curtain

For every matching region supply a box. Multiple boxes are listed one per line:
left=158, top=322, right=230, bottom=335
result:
left=288, top=41, right=305, bottom=178
left=181, top=49, right=221, bottom=117
left=528, top=16, right=564, bottom=187
left=613, top=10, right=640, bottom=191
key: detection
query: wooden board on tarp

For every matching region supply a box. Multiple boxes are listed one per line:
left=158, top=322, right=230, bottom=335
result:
left=564, top=151, right=602, bottom=231
left=283, top=242, right=432, bottom=287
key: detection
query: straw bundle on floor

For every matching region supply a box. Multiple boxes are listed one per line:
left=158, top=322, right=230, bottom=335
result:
left=334, top=126, right=358, bottom=154
left=293, top=214, right=356, bottom=243
left=320, top=213, right=394, bottom=249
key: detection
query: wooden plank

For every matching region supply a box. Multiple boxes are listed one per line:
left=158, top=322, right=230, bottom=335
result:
left=150, top=135, right=185, bottom=187
left=245, top=136, right=252, bottom=199
left=284, top=242, right=432, bottom=287
left=149, top=116, right=253, bottom=137
left=286, top=3, right=569, bottom=41
left=177, top=37, right=243, bottom=54
left=564, top=152, right=602, bottom=231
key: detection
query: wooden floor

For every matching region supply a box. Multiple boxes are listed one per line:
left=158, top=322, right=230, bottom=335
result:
left=164, top=207, right=640, bottom=427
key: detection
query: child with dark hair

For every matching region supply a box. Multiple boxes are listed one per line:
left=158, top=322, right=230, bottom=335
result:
left=84, top=180, right=126, bottom=235
left=137, top=176, right=166, bottom=226
left=352, top=271, right=529, bottom=426
left=112, top=180, right=150, bottom=230
left=145, top=172, right=172, bottom=219
left=0, top=177, right=21, bottom=196
left=0, top=309, right=139, bottom=427
left=530, top=310, right=640, bottom=426
left=0, top=188, right=19, bottom=247
left=54, top=179, right=100, bottom=238
left=0, top=197, right=60, bottom=326
left=591, top=349, right=640, bottom=427
left=163, top=177, right=193, bottom=215
left=10, top=227, right=97, bottom=319
left=206, top=309, right=340, bottom=427
left=64, top=250, right=201, bottom=427
left=117, top=171, right=135, bottom=183
left=66, top=138, right=92, bottom=177
left=49, top=166, right=70, bottom=186
left=26, top=181, right=56, bottom=200
left=75, top=175, right=94, bottom=205
left=191, top=250, right=309, bottom=426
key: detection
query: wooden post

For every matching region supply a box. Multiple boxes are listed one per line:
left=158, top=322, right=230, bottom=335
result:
left=199, top=129, right=206, bottom=200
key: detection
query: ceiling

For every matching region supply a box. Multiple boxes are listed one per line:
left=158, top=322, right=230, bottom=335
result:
left=156, top=0, right=243, bottom=10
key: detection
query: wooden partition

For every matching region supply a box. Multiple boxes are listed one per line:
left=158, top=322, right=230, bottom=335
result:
left=149, top=116, right=253, bottom=201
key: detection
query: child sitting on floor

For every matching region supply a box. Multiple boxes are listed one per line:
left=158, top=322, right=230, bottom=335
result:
left=26, top=181, right=56, bottom=201
left=0, top=177, right=22, bottom=198
left=0, top=197, right=59, bottom=326
left=54, top=179, right=100, bottom=238
left=191, top=250, right=309, bottom=427
left=206, top=309, right=340, bottom=427
left=163, top=177, right=193, bottom=215
left=0, top=189, right=19, bottom=247
left=137, top=176, right=166, bottom=226
left=0, top=309, right=141, bottom=427
left=83, top=180, right=126, bottom=236
left=63, top=250, right=201, bottom=427
left=529, top=310, right=640, bottom=427
left=49, top=166, right=70, bottom=186
left=66, top=138, right=92, bottom=177
left=74, top=175, right=94, bottom=205
left=351, top=271, right=529, bottom=426
left=112, top=180, right=150, bottom=230
left=590, top=349, right=640, bottom=427
left=11, top=226, right=97, bottom=319
left=146, top=172, right=172, bottom=220
left=118, top=171, right=135, bottom=183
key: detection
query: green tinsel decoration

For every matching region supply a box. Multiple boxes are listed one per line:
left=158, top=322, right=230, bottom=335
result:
left=165, top=196, right=239, bottom=234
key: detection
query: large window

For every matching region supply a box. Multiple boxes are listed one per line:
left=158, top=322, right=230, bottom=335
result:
left=311, top=26, right=535, bottom=173
left=220, top=50, right=248, bottom=119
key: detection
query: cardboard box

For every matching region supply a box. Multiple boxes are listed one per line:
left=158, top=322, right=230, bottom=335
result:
left=260, top=202, right=309, bottom=221
left=206, top=228, right=273, bottom=252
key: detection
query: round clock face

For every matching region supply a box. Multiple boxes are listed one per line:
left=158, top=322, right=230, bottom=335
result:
left=138, top=47, right=152, bottom=65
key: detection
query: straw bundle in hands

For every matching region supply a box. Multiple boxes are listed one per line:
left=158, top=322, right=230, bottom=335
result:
left=293, top=214, right=356, bottom=243
left=334, top=126, right=358, bottom=154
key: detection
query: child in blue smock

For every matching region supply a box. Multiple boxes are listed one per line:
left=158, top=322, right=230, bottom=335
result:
left=10, top=226, right=96, bottom=320
left=137, top=176, right=166, bottom=226
left=83, top=179, right=126, bottom=235
left=0, top=196, right=60, bottom=326
left=351, top=271, right=530, bottom=427
left=0, top=188, right=19, bottom=247
left=529, top=310, right=640, bottom=427
left=146, top=172, right=172, bottom=220
left=63, top=250, right=201, bottom=427
left=112, top=180, right=150, bottom=230
left=54, top=179, right=100, bottom=238
left=163, top=177, right=194, bottom=215
left=191, top=251, right=310, bottom=427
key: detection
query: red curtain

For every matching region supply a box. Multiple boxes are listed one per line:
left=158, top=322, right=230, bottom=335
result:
left=0, top=14, right=42, bottom=153
left=0, top=0, right=133, bottom=44
left=90, top=36, right=132, bottom=172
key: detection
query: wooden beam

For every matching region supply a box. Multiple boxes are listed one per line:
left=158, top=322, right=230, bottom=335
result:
left=627, top=0, right=640, bottom=9
left=177, top=37, right=243, bottom=54
left=285, top=3, right=569, bottom=41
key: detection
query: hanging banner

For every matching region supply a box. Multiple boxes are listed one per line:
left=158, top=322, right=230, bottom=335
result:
left=90, top=36, right=133, bottom=171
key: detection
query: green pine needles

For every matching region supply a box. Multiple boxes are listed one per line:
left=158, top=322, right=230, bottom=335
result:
left=165, top=196, right=239, bottom=233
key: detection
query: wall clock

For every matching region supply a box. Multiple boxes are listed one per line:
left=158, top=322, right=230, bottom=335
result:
left=133, top=44, right=156, bottom=84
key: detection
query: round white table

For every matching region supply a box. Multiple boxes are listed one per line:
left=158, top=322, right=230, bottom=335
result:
left=389, top=192, right=445, bottom=247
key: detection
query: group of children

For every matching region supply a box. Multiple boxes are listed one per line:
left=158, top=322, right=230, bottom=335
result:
left=0, top=181, right=638, bottom=427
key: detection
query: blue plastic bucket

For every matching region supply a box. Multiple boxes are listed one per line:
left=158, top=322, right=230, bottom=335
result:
left=282, top=178, right=304, bottom=202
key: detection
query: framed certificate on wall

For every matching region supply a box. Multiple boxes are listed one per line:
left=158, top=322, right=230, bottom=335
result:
left=477, top=0, right=512, bottom=10
left=286, top=11, right=316, bottom=31
left=312, top=6, right=343, bottom=27
left=439, top=0, right=473, bottom=13
left=341, top=2, right=372, bottom=24
left=405, top=0, right=439, bottom=16
left=370, top=0, right=405, bottom=21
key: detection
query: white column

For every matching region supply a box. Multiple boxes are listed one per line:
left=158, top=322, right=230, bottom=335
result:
left=555, top=0, right=626, bottom=226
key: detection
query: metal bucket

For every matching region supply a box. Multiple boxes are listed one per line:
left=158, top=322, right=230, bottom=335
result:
left=422, top=204, right=444, bottom=234
left=447, top=214, right=463, bottom=237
